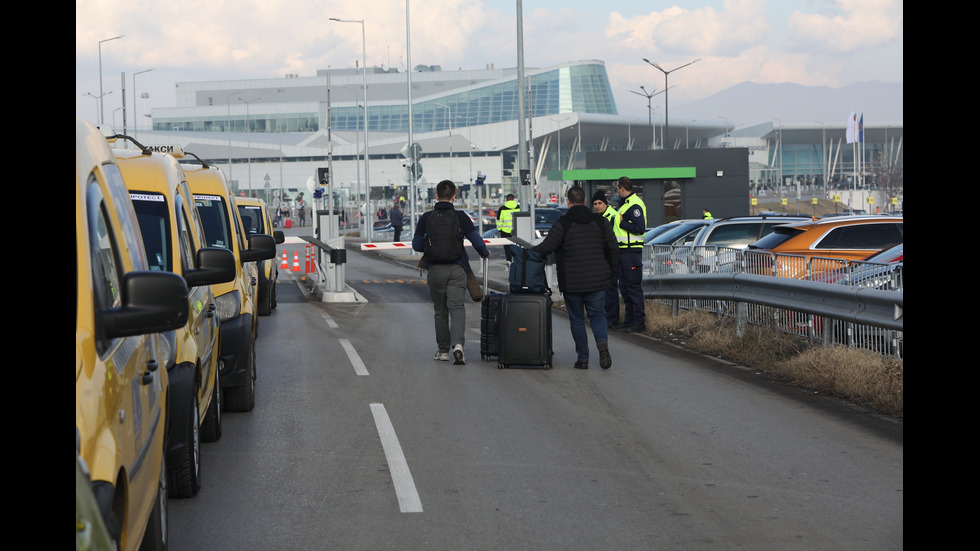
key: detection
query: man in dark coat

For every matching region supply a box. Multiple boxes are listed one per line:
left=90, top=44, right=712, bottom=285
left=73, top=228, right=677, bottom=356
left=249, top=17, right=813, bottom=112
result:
left=532, top=186, right=618, bottom=369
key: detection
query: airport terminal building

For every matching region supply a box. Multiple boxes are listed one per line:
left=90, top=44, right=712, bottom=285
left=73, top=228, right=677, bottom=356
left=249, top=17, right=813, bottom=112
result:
left=136, top=60, right=903, bottom=217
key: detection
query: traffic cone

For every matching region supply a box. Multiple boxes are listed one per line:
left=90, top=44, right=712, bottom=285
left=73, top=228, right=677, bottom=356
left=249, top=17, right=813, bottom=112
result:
left=281, top=250, right=289, bottom=270
left=292, top=250, right=301, bottom=272
left=304, top=246, right=311, bottom=273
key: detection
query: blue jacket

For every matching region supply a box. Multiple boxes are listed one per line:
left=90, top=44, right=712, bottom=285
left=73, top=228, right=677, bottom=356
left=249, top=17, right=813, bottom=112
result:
left=390, top=207, right=403, bottom=226
left=412, top=202, right=489, bottom=271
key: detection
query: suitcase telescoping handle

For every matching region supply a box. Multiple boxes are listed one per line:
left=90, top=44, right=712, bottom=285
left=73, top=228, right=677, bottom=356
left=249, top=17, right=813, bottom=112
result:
left=482, top=255, right=489, bottom=294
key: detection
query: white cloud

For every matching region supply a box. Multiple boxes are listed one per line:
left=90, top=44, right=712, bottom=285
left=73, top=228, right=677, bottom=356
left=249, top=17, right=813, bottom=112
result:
left=783, top=0, right=903, bottom=53
left=606, top=0, right=771, bottom=56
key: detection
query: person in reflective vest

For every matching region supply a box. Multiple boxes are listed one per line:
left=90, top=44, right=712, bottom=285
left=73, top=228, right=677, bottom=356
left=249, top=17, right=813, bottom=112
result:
left=611, top=177, right=647, bottom=333
left=592, top=190, right=621, bottom=329
left=703, top=208, right=713, bottom=219
left=496, top=194, right=520, bottom=264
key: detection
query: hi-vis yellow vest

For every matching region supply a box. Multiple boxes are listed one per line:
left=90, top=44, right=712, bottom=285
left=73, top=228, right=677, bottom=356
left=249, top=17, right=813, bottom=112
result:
left=613, top=194, right=646, bottom=249
left=497, top=200, right=519, bottom=233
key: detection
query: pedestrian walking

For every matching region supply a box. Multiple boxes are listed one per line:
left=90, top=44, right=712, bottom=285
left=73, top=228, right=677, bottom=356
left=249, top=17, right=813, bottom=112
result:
left=412, top=180, right=490, bottom=365
left=611, top=176, right=647, bottom=333
left=531, top=186, right=618, bottom=369
left=591, top=190, right=621, bottom=329
left=390, top=202, right=404, bottom=242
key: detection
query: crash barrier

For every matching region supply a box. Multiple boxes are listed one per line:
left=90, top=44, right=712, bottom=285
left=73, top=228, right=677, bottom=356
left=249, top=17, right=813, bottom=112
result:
left=643, top=263, right=904, bottom=359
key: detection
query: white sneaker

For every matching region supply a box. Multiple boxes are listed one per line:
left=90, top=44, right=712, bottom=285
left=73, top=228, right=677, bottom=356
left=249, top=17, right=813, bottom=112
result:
left=452, top=344, right=466, bottom=365
left=434, top=351, right=450, bottom=361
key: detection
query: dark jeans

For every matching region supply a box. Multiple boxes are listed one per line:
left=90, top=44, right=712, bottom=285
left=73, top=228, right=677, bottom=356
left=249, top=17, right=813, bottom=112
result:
left=393, top=225, right=403, bottom=242
left=564, top=289, right=608, bottom=362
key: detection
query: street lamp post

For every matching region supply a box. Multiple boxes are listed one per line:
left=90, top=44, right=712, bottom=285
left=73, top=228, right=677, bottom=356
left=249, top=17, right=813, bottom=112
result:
left=133, top=68, right=153, bottom=136
left=329, top=17, right=372, bottom=241
left=628, top=86, right=665, bottom=149
left=435, top=102, right=453, bottom=181
left=642, top=58, right=700, bottom=149
left=238, top=96, right=261, bottom=193
left=97, top=35, right=124, bottom=125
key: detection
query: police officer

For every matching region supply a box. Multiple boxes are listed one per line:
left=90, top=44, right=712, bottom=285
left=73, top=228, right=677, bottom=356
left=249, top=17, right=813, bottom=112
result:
left=592, top=190, right=620, bottom=329
left=611, top=177, right=647, bottom=333
left=496, top=193, right=520, bottom=265
left=703, top=208, right=714, bottom=219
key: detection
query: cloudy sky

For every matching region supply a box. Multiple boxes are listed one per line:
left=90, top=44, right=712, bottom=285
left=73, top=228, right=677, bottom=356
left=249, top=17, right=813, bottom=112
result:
left=75, top=0, right=903, bottom=126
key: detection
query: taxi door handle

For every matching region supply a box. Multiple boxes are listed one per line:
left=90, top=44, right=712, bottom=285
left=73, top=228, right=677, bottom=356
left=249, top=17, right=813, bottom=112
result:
left=207, top=303, right=216, bottom=318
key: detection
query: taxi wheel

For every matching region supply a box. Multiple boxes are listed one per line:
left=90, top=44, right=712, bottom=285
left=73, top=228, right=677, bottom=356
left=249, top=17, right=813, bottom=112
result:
left=168, top=392, right=202, bottom=498
left=139, top=456, right=168, bottom=551
left=200, top=373, right=222, bottom=442
left=258, top=285, right=272, bottom=316
left=271, top=281, right=277, bottom=309
left=225, top=339, right=256, bottom=412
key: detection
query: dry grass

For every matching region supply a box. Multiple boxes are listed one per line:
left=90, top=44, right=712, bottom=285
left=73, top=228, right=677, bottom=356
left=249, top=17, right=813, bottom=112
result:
left=637, top=301, right=903, bottom=417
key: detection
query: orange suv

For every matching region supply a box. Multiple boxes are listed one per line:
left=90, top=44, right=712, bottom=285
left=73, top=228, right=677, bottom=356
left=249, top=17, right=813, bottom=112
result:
left=747, top=216, right=903, bottom=278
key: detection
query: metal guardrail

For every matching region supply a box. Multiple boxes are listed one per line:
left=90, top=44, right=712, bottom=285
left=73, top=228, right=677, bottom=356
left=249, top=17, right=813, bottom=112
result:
left=641, top=245, right=904, bottom=358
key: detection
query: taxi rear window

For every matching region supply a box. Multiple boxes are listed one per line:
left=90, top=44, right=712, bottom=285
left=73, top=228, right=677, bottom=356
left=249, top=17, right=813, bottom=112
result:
left=237, top=204, right=264, bottom=236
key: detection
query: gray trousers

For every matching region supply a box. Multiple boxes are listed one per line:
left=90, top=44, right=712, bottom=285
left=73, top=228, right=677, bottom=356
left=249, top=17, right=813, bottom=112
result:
left=426, top=262, right=467, bottom=352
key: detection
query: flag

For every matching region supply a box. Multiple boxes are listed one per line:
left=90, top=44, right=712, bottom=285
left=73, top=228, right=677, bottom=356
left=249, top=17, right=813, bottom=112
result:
left=858, top=113, right=864, bottom=143
left=846, top=112, right=857, bottom=143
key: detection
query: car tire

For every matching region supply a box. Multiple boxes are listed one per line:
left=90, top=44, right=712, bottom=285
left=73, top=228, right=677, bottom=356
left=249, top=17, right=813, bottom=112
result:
left=200, top=372, right=222, bottom=442
left=270, top=280, right=277, bottom=310
left=168, top=391, right=202, bottom=498
left=139, top=456, right=168, bottom=551
left=224, top=338, right=256, bottom=412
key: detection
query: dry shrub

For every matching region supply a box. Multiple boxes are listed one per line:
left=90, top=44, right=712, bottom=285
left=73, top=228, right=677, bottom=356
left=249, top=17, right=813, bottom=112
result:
left=775, top=347, right=903, bottom=416
left=641, top=300, right=902, bottom=417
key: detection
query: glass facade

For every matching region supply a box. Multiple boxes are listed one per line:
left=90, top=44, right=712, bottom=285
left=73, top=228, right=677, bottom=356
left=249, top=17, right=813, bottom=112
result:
left=154, top=63, right=617, bottom=134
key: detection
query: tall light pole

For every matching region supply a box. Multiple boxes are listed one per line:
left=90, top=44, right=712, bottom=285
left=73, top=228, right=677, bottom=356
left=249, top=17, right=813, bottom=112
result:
left=97, top=35, right=124, bottom=125
left=329, top=17, right=372, bottom=241
left=435, top=102, right=453, bottom=181
left=133, top=68, right=153, bottom=135
left=83, top=92, right=109, bottom=123
left=628, top=86, right=665, bottom=149
left=642, top=58, right=699, bottom=149
left=238, top=96, right=261, bottom=193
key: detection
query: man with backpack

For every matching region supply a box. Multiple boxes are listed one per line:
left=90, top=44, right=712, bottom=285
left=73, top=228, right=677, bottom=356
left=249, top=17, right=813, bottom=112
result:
left=532, top=186, right=618, bottom=369
left=412, top=180, right=491, bottom=365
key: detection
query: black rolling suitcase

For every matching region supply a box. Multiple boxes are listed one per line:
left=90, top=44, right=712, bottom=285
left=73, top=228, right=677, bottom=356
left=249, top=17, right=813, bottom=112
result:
left=496, top=293, right=553, bottom=369
left=480, top=257, right=504, bottom=361
left=497, top=244, right=553, bottom=369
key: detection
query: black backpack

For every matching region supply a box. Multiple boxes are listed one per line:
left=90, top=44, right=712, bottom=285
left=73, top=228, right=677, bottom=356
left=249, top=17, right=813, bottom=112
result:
left=424, top=208, right=464, bottom=262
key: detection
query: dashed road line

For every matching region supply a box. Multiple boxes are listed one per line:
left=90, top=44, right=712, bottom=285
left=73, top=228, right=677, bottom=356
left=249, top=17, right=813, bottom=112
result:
left=370, top=403, right=423, bottom=513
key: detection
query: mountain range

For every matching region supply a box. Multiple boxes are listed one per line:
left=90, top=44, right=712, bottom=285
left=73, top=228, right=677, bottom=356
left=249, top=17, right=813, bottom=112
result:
left=668, top=81, right=903, bottom=127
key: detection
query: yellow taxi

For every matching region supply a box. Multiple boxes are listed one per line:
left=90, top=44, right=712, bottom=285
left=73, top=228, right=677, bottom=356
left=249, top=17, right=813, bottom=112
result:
left=112, top=139, right=237, bottom=498
left=76, top=119, right=188, bottom=551
left=183, top=155, right=277, bottom=412
left=234, top=196, right=285, bottom=315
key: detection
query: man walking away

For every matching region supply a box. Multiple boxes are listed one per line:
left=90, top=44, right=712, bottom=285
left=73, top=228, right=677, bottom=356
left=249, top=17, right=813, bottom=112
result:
left=532, top=186, right=618, bottom=369
left=592, top=190, right=620, bottom=330
left=611, top=176, right=647, bottom=333
left=413, top=180, right=490, bottom=365
left=496, top=194, right=520, bottom=265
left=390, top=202, right=404, bottom=242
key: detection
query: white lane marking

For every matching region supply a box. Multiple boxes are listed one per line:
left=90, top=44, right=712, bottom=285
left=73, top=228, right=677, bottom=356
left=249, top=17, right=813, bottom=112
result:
left=370, top=403, right=423, bottom=513
left=320, top=312, right=338, bottom=329
left=340, top=339, right=369, bottom=376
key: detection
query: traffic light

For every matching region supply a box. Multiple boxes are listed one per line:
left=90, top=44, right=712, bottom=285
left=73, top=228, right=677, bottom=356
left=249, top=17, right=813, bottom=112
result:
left=317, top=167, right=329, bottom=185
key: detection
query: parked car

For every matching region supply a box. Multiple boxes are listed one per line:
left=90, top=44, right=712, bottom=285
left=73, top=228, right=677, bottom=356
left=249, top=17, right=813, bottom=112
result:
left=184, top=154, right=277, bottom=412
left=235, top=196, right=286, bottom=316
left=115, top=140, right=237, bottom=497
left=813, top=243, right=903, bottom=289
left=747, top=216, right=903, bottom=278
left=645, top=219, right=709, bottom=247
left=656, top=215, right=812, bottom=273
left=76, top=119, right=188, bottom=551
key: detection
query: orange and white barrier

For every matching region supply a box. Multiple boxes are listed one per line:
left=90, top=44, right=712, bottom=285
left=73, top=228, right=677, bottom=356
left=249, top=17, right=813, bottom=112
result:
left=281, top=250, right=289, bottom=269
left=291, top=250, right=301, bottom=272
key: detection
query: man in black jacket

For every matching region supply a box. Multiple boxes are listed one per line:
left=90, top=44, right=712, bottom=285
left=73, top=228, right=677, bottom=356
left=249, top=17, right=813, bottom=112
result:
left=532, top=186, right=618, bottom=369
